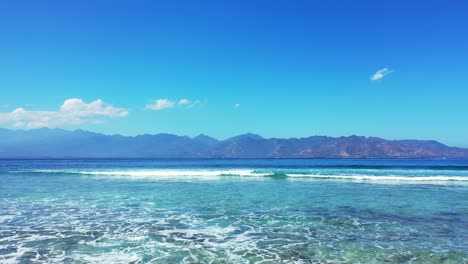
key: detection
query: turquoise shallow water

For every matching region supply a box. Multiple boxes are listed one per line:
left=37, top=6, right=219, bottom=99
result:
left=1, top=159, right=468, bottom=263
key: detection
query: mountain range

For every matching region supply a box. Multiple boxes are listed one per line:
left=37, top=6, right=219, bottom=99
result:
left=0, top=128, right=467, bottom=158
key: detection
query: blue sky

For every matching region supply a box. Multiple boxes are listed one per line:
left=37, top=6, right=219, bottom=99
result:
left=0, top=1, right=467, bottom=146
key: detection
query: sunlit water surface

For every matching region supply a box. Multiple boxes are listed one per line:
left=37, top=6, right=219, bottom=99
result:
left=1, top=159, right=468, bottom=263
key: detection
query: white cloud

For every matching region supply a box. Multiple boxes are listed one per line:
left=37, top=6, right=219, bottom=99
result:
left=371, top=68, right=393, bottom=81
left=146, top=98, right=201, bottom=110
left=145, top=99, right=175, bottom=110
left=0, top=98, right=128, bottom=128
left=188, top=100, right=201, bottom=108
left=234, top=103, right=241, bottom=108
left=178, top=99, right=190, bottom=105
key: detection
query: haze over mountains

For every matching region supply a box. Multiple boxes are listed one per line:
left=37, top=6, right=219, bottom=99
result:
left=0, top=128, right=467, bottom=158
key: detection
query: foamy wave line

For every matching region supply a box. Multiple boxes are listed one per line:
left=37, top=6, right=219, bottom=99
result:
left=32, top=169, right=272, bottom=178
left=84, top=169, right=273, bottom=177
left=28, top=169, right=468, bottom=183
left=286, top=174, right=468, bottom=182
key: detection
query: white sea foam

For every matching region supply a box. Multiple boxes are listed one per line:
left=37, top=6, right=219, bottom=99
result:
left=72, top=251, right=142, bottom=264
left=30, top=169, right=273, bottom=180
left=1, top=188, right=467, bottom=262
left=285, top=174, right=468, bottom=182
left=82, top=169, right=268, bottom=177
left=26, top=168, right=468, bottom=184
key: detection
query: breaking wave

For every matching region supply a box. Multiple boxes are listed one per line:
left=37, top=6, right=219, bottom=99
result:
left=20, top=168, right=468, bottom=184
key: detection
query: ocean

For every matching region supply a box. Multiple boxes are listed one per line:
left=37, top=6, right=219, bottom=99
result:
left=1, top=159, right=467, bottom=263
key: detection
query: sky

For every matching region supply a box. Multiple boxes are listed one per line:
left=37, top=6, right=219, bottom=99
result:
left=0, top=1, right=467, bottom=146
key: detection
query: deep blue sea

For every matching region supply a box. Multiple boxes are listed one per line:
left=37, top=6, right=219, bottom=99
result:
left=1, top=159, right=468, bottom=263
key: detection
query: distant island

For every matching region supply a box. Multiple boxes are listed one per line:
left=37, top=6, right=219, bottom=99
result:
left=0, top=128, right=467, bottom=158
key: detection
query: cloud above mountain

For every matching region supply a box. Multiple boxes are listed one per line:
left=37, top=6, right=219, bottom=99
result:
left=146, top=98, right=200, bottom=110
left=145, top=99, right=175, bottom=110
left=0, top=98, right=128, bottom=128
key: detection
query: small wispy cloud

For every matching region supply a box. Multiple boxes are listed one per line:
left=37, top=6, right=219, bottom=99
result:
left=371, top=68, right=393, bottom=81
left=146, top=98, right=200, bottom=110
left=178, top=99, right=190, bottom=105
left=188, top=100, right=201, bottom=108
left=145, top=99, right=175, bottom=110
left=234, top=103, right=241, bottom=108
left=0, top=98, right=128, bottom=128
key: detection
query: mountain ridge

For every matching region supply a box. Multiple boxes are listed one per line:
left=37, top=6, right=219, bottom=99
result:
left=0, top=128, right=467, bottom=158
